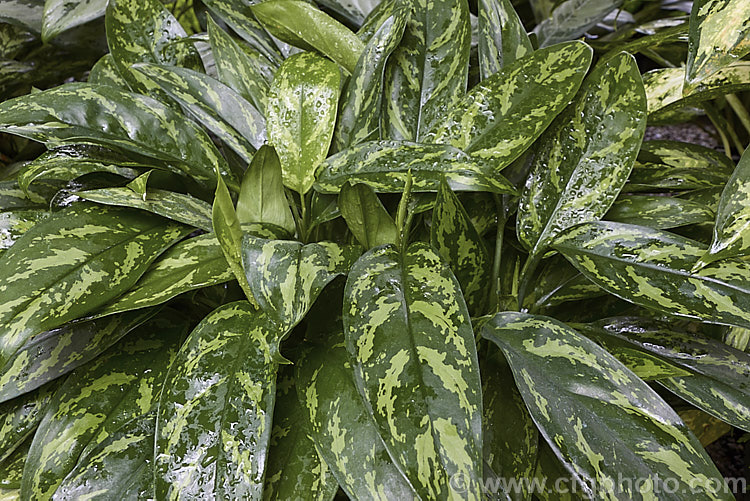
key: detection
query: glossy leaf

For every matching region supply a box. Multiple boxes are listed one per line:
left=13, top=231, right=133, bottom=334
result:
left=236, top=145, right=295, bottom=236
left=315, top=140, right=517, bottom=194
left=335, top=7, right=407, bottom=149
left=263, top=368, right=339, bottom=501
left=251, top=0, right=364, bottom=74
left=482, top=312, right=728, bottom=501
left=0, top=83, right=234, bottom=192
left=0, top=383, right=59, bottom=464
left=267, top=52, right=340, bottom=195
left=133, top=62, right=266, bottom=162
left=0, top=204, right=189, bottom=367
left=87, top=53, right=129, bottom=88
left=606, top=194, right=714, bottom=229
left=553, top=221, right=750, bottom=329
left=579, top=317, right=750, bottom=432
left=424, top=41, right=592, bottom=170
left=338, top=182, right=398, bottom=250
left=686, top=0, right=750, bottom=90
left=344, top=243, right=483, bottom=499
left=0, top=210, right=48, bottom=255
left=381, top=0, right=470, bottom=141
left=207, top=15, right=275, bottom=114
left=296, top=323, right=416, bottom=500
left=638, top=140, right=734, bottom=175
left=533, top=0, right=623, bottom=47
left=78, top=187, right=213, bottom=231
left=0, top=309, right=156, bottom=403
left=517, top=52, right=647, bottom=263
left=242, top=235, right=358, bottom=337
left=22, top=314, right=185, bottom=500
left=699, top=148, right=750, bottom=267
left=522, top=255, right=605, bottom=312
left=42, top=0, right=106, bottom=41
left=626, top=163, right=729, bottom=192
left=431, top=178, right=491, bottom=315
left=477, top=0, right=533, bottom=80
left=0, top=435, right=29, bottom=490
left=156, top=302, right=278, bottom=500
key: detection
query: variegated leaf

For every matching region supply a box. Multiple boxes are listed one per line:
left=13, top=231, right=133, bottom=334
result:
left=553, top=221, right=750, bottom=329
left=133, top=62, right=266, bottom=162
left=381, top=0, right=470, bottom=141
left=637, top=140, right=734, bottom=175
left=296, top=321, right=416, bottom=500
left=207, top=15, right=275, bottom=114
left=88, top=54, right=129, bottom=88
left=156, top=302, right=278, bottom=500
left=0, top=210, right=48, bottom=255
left=481, top=343, right=538, bottom=501
left=0, top=383, right=59, bottom=464
left=431, top=178, right=491, bottom=315
left=54, top=412, right=156, bottom=500
left=517, top=52, right=646, bottom=268
left=267, top=52, right=340, bottom=195
left=242, top=235, right=359, bottom=339
left=21, top=314, right=186, bottom=500
left=698, top=147, right=750, bottom=267
left=344, top=243, right=483, bottom=499
left=423, top=41, right=592, bottom=171
left=482, top=312, right=729, bottom=501
left=0, top=180, right=55, bottom=211
left=315, top=140, right=517, bottom=194
left=0, top=204, right=189, bottom=367
left=237, top=145, right=296, bottom=237
left=686, top=0, right=750, bottom=90
left=606, top=194, right=715, bottom=229
left=338, top=182, right=398, bottom=250
left=0, top=83, right=236, bottom=192
left=477, top=0, right=533, bottom=80
left=78, top=187, right=213, bottom=231
left=335, top=7, right=407, bottom=149
left=644, top=63, right=750, bottom=122
left=0, top=435, right=29, bottom=490
left=251, top=0, right=364, bottom=74
left=578, top=317, right=750, bottom=432
left=626, top=164, right=729, bottom=192
left=0, top=309, right=156, bottom=403
left=263, top=368, right=339, bottom=501
left=42, top=0, right=106, bottom=41
left=521, top=254, right=605, bottom=313
left=533, top=0, right=623, bottom=48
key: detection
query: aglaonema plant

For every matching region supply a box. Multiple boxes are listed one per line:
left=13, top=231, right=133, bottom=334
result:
left=0, top=0, right=748, bottom=499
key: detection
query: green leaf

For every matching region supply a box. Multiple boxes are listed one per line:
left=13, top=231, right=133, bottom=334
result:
left=686, top=0, right=750, bottom=90
left=87, top=54, right=129, bottom=88
left=0, top=0, right=44, bottom=33
left=296, top=321, right=416, bottom=499
left=78, top=187, right=213, bottom=231
left=267, top=52, right=340, bottom=195
left=606, top=194, right=715, bottom=229
left=0, top=83, right=235, bottom=193
left=125, top=170, right=152, bottom=200
left=553, top=221, right=750, bottom=329
left=522, top=255, right=605, bottom=312
left=335, top=7, right=407, bottom=149
left=156, top=301, right=278, bottom=499
left=42, top=0, right=106, bottom=41
left=54, top=412, right=156, bottom=500
left=207, top=15, right=275, bottom=114
left=480, top=344, right=538, bottom=501
left=626, top=164, right=729, bottom=192
left=638, top=140, right=734, bottom=175
left=236, top=145, right=295, bottom=236
left=242, top=235, right=358, bottom=337
left=315, top=140, right=517, bottom=194
left=344, top=243, right=483, bottom=499
left=699, top=148, right=750, bottom=267
left=0, top=204, right=189, bottom=367
left=578, top=317, right=750, bottom=432
left=431, top=178, right=491, bottom=315
left=263, top=368, right=339, bottom=501
left=517, top=52, right=647, bottom=264
left=424, top=41, right=592, bottom=171
left=251, top=0, right=364, bottom=74
left=338, top=182, right=398, bottom=249
left=0, top=309, right=156, bottom=403
left=93, top=233, right=233, bottom=317
left=381, top=0, right=471, bottom=141
left=0, top=383, right=59, bottom=465
left=477, top=0, right=533, bottom=80
left=22, top=314, right=185, bottom=500
left=644, top=63, right=750, bottom=122
left=482, top=312, right=729, bottom=501
left=133, top=62, right=266, bottom=163
left=0, top=435, right=29, bottom=490
left=533, top=0, right=623, bottom=48
left=0, top=210, right=48, bottom=255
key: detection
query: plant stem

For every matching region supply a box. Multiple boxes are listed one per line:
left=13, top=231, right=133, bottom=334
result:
left=288, top=190, right=303, bottom=239
left=704, top=105, right=733, bottom=158
left=726, top=94, right=750, bottom=142
left=490, top=195, right=506, bottom=312
left=395, top=171, right=413, bottom=249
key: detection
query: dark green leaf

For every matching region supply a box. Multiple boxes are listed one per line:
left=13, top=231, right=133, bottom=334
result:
left=533, top=0, right=623, bottom=48
left=344, top=243, right=483, bottom=499
left=606, top=194, right=715, bottom=229
left=0, top=210, right=48, bottom=255
left=338, top=182, right=398, bottom=249
left=477, top=0, right=533, bottom=79
left=42, top=0, right=106, bottom=41
left=0, top=383, right=59, bottom=465
left=88, top=53, right=129, bottom=88
left=0, top=434, right=29, bottom=490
